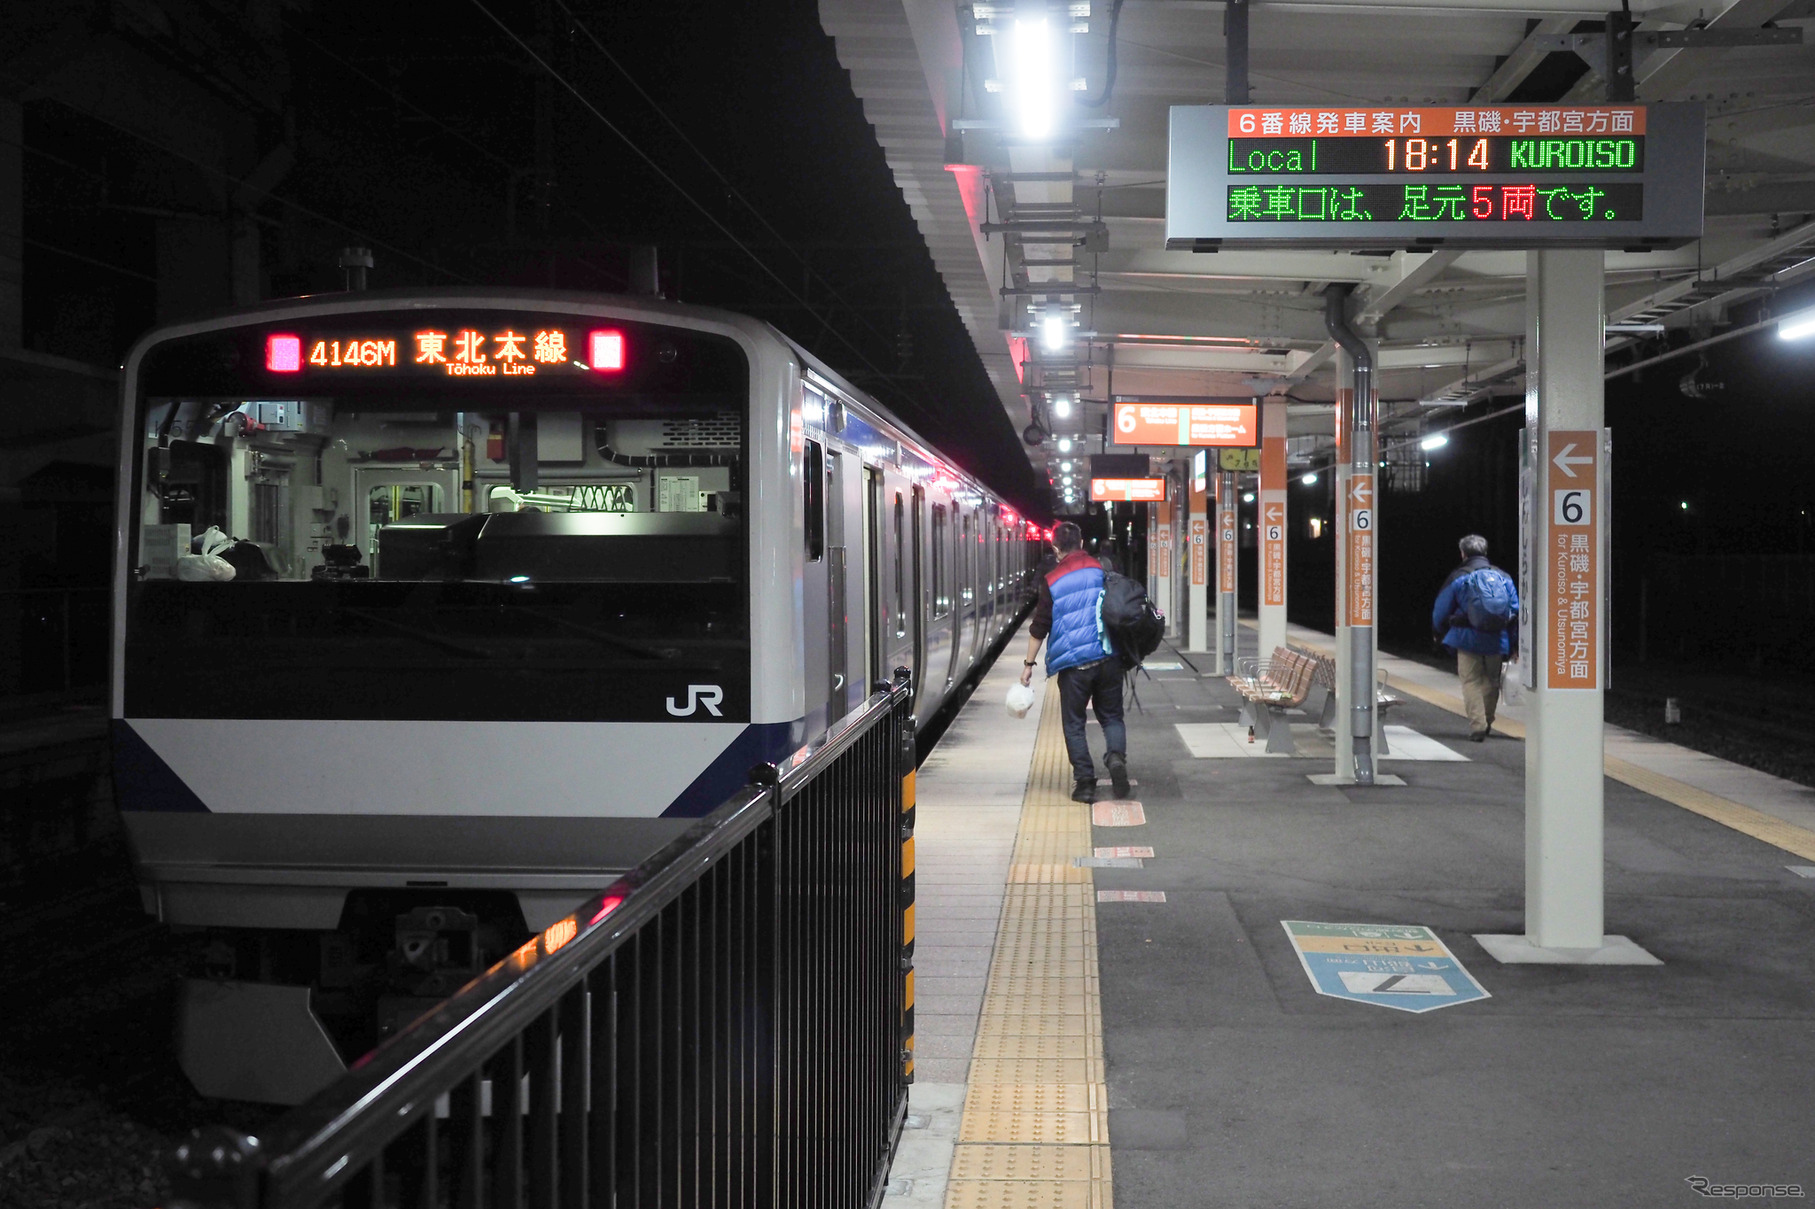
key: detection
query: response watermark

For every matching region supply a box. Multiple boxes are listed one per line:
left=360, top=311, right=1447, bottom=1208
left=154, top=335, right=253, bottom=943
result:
left=1685, top=1177, right=1805, bottom=1199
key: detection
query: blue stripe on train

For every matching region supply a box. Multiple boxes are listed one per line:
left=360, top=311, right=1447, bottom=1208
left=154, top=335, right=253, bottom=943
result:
left=111, top=719, right=210, bottom=813
left=661, top=720, right=806, bottom=818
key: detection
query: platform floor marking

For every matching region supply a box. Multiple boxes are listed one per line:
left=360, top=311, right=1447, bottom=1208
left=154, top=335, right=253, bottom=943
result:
left=954, top=680, right=1112, bottom=1208
left=1283, top=633, right=1815, bottom=864
left=1174, top=722, right=1468, bottom=761
left=1095, top=846, right=1154, bottom=859
left=1097, top=890, right=1167, bottom=903
left=1090, top=800, right=1145, bottom=826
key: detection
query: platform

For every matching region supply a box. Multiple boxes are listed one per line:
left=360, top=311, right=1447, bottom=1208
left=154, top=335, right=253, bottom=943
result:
left=886, top=622, right=1815, bottom=1208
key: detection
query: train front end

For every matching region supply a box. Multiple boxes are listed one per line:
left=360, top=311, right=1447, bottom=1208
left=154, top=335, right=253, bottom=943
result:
left=112, top=293, right=800, bottom=1101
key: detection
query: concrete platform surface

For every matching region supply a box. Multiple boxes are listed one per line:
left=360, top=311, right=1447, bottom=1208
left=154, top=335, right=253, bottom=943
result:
left=888, top=618, right=1815, bottom=1209
left=1102, top=632, right=1815, bottom=1208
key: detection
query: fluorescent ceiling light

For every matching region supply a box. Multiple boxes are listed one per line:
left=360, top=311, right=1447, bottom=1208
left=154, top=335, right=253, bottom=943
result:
left=1242, top=492, right=1255, bottom=503
left=1058, top=437, right=1072, bottom=452
left=1011, top=15, right=1056, bottom=140
left=1052, top=396, right=1072, bottom=418
left=1060, top=461, right=1072, bottom=472
left=1301, top=472, right=1318, bottom=485
left=1040, top=309, right=1070, bottom=353
left=1780, top=307, right=1815, bottom=341
left=1420, top=432, right=1450, bottom=451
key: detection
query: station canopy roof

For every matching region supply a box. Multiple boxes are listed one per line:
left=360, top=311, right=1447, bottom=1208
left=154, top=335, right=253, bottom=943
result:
left=819, top=0, right=1815, bottom=485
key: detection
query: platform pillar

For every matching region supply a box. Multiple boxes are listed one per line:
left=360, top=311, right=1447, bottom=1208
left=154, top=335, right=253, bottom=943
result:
left=1216, top=467, right=1237, bottom=674
left=1155, top=489, right=1173, bottom=639
left=1257, top=398, right=1288, bottom=660
left=1329, top=344, right=1381, bottom=784
left=1187, top=469, right=1210, bottom=652
left=1521, top=247, right=1608, bottom=951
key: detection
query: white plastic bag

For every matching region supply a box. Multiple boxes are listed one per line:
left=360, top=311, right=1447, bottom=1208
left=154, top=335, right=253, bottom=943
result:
left=175, top=552, right=236, bottom=581
left=1005, top=680, right=1036, bottom=718
left=1500, top=658, right=1525, bottom=707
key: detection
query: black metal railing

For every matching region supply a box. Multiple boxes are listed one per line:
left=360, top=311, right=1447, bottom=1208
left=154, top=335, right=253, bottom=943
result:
left=168, top=671, right=917, bottom=1209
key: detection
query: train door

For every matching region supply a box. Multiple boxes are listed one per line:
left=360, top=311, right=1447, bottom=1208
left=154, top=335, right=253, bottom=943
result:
left=824, top=448, right=849, bottom=719
left=802, top=437, right=829, bottom=735
left=864, top=467, right=881, bottom=692
left=911, top=485, right=926, bottom=713
left=353, top=467, right=457, bottom=576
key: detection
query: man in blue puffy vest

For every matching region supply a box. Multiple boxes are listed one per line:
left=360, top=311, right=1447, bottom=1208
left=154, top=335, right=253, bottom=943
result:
left=1431, top=534, right=1519, bottom=741
left=1019, top=522, right=1129, bottom=802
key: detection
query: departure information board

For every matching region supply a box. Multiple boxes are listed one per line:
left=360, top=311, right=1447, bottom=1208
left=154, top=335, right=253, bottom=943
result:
left=1168, top=104, right=1703, bottom=250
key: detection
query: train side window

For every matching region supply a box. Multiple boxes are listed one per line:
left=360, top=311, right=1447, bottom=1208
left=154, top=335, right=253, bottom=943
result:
left=893, top=492, right=906, bottom=638
left=931, top=503, right=948, bottom=618
left=804, top=439, right=824, bottom=562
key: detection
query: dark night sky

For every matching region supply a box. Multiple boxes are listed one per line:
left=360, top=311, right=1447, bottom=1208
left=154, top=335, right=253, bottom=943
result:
left=276, top=0, right=1048, bottom=513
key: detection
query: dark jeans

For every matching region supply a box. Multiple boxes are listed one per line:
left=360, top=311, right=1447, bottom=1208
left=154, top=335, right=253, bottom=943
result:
left=1056, top=658, right=1126, bottom=780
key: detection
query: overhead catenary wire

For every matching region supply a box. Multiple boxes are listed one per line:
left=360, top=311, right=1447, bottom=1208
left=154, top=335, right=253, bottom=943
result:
left=467, top=0, right=918, bottom=409
left=548, top=0, right=912, bottom=360
left=0, top=67, right=477, bottom=286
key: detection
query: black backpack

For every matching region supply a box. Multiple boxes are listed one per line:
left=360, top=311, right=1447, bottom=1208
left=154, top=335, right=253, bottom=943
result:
left=1101, top=571, right=1165, bottom=670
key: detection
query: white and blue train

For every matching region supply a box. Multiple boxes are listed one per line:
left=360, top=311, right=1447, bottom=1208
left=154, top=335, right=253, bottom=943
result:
left=113, top=289, right=1040, bottom=1101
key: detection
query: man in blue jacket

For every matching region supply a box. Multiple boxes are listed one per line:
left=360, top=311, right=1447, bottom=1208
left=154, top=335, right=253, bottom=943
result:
left=1432, top=534, right=1519, bottom=741
left=1019, top=522, right=1129, bottom=802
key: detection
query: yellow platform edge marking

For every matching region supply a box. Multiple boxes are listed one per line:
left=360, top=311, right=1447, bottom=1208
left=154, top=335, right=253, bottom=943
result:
left=1286, top=633, right=1815, bottom=862
left=949, top=681, right=1112, bottom=1209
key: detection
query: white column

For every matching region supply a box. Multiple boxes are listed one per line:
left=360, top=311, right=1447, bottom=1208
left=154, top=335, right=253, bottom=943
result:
left=1186, top=472, right=1210, bottom=652
left=1257, top=398, right=1289, bottom=660
left=1216, top=468, right=1238, bottom=674
left=1525, top=248, right=1607, bottom=948
left=1478, top=250, right=1651, bottom=966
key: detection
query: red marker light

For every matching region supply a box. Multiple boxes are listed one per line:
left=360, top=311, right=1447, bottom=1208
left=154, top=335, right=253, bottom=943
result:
left=588, top=330, right=625, bottom=372
left=266, top=334, right=302, bottom=373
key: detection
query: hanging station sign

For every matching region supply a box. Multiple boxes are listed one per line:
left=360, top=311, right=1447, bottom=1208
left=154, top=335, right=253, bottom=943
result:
left=1112, top=401, right=1260, bottom=448
left=1167, top=104, right=1703, bottom=250
left=1090, top=477, right=1168, bottom=503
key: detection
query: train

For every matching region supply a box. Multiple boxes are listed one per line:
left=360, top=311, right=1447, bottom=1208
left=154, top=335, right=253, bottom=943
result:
left=112, top=288, right=1042, bottom=1102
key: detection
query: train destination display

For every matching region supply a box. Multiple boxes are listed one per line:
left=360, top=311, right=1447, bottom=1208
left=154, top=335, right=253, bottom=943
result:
left=1168, top=104, right=1703, bottom=250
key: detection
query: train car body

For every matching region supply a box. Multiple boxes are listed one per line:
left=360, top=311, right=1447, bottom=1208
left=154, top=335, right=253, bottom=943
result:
left=112, top=289, right=1038, bottom=1101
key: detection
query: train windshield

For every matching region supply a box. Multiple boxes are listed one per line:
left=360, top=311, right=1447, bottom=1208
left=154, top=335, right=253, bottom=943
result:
left=123, top=312, right=750, bottom=722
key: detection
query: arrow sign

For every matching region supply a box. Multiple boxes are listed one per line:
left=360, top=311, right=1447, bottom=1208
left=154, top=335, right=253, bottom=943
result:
left=1350, top=477, right=1373, bottom=506
left=1262, top=502, right=1284, bottom=526
left=1552, top=442, right=1594, bottom=478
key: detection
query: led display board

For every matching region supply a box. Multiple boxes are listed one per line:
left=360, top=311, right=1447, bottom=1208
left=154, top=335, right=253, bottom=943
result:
left=1113, top=401, right=1260, bottom=448
left=262, top=323, right=626, bottom=380
left=1168, top=104, right=1703, bottom=250
left=1091, top=477, right=1168, bottom=503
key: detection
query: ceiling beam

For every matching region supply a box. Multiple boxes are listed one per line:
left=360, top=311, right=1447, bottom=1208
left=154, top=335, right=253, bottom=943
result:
left=1471, top=17, right=1578, bottom=103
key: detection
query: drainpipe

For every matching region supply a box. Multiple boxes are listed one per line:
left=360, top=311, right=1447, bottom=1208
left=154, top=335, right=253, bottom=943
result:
left=1324, top=283, right=1376, bottom=785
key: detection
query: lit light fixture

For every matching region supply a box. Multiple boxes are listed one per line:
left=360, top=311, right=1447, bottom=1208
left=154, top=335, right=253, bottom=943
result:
left=1779, top=306, right=1815, bottom=341
left=1242, top=491, right=1255, bottom=503
left=1052, top=395, right=1073, bottom=418
left=1421, top=432, right=1450, bottom=451
left=1308, top=517, right=1324, bottom=538
left=1040, top=306, right=1070, bottom=353
left=1010, top=13, right=1057, bottom=140
left=1062, top=475, right=1073, bottom=484
left=509, top=575, right=531, bottom=584
left=1301, top=472, right=1318, bottom=486
left=1058, top=437, right=1072, bottom=452
left=588, top=330, right=625, bottom=371
left=1060, top=461, right=1072, bottom=472
left=1680, top=500, right=1689, bottom=510
left=265, top=333, right=302, bottom=373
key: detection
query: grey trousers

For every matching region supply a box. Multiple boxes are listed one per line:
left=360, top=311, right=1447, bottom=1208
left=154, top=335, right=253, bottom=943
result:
left=1457, top=650, right=1503, bottom=735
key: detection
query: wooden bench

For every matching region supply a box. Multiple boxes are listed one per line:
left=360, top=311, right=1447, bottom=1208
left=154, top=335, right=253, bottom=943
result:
left=1227, top=646, right=1317, bottom=754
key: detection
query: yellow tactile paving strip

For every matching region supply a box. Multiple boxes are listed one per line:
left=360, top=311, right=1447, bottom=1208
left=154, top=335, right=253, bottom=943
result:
left=949, top=682, right=1112, bottom=1209
left=1287, top=633, right=1815, bottom=863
